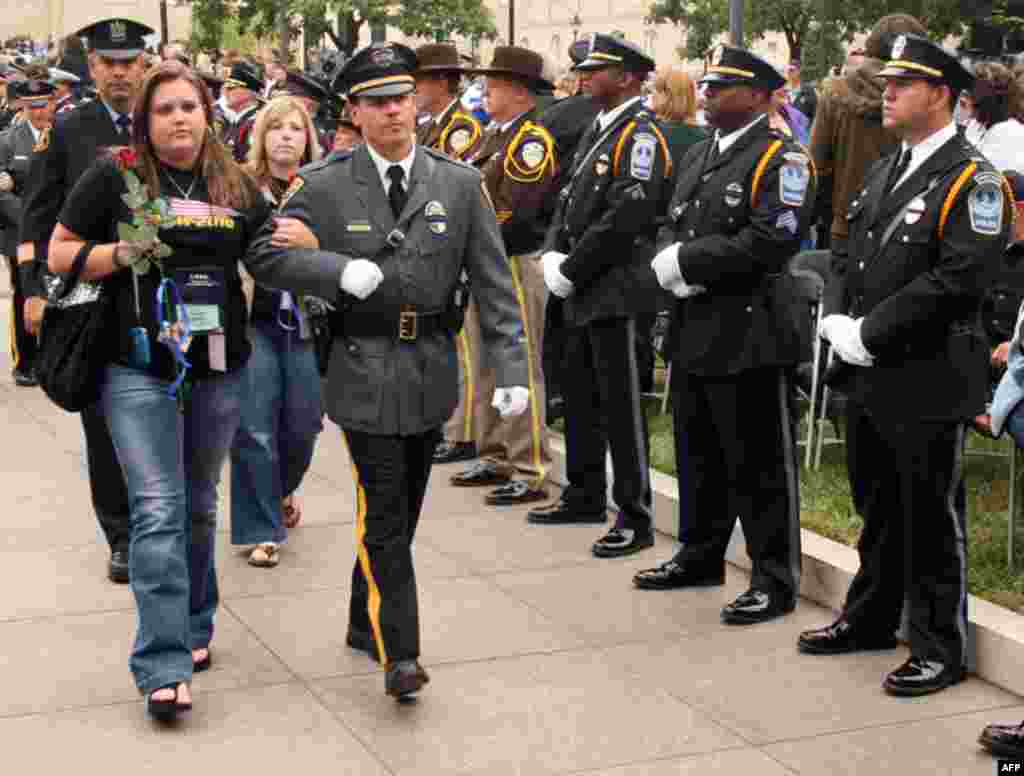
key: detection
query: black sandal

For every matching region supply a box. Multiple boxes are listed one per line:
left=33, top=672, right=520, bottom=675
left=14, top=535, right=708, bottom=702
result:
left=146, top=684, right=181, bottom=722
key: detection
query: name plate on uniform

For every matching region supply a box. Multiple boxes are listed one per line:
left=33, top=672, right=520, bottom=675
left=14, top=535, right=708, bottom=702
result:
left=173, top=267, right=226, bottom=333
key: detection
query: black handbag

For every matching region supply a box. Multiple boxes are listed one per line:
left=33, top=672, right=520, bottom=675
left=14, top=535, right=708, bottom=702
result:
left=35, top=242, right=113, bottom=412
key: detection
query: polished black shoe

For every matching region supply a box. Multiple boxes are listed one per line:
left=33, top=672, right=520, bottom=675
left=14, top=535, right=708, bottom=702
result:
left=433, top=440, right=477, bottom=464
left=591, top=524, right=654, bottom=558
left=12, top=368, right=37, bottom=387
left=527, top=498, right=606, bottom=525
left=385, top=659, right=430, bottom=699
left=485, top=481, right=548, bottom=505
left=451, top=460, right=511, bottom=487
left=108, top=549, right=130, bottom=584
left=797, top=619, right=899, bottom=655
left=979, top=719, right=1024, bottom=758
left=720, top=588, right=794, bottom=625
left=346, top=628, right=380, bottom=663
left=633, top=559, right=725, bottom=590
left=882, top=656, right=965, bottom=697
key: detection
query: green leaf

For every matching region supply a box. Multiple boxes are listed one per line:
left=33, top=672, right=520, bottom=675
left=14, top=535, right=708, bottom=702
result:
left=117, top=222, right=139, bottom=243
left=153, top=243, right=173, bottom=259
left=136, top=223, right=160, bottom=243
left=123, top=192, right=147, bottom=210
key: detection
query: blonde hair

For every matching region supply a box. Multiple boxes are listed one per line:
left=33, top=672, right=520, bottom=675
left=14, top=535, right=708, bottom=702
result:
left=245, top=96, right=323, bottom=183
left=652, top=67, right=698, bottom=125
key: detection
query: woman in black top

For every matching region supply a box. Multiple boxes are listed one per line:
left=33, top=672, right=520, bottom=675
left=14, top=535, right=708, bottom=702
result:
left=48, top=60, right=274, bottom=720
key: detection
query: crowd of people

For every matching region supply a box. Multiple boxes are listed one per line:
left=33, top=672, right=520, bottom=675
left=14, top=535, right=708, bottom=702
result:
left=3, top=10, right=1024, bottom=762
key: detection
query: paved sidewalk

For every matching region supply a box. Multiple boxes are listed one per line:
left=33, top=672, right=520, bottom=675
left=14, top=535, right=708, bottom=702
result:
left=0, top=288, right=1021, bottom=775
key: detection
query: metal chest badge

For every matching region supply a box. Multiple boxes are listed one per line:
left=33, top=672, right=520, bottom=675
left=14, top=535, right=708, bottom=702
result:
left=779, top=155, right=810, bottom=207
left=724, top=182, right=743, bottom=208
left=425, top=200, right=448, bottom=236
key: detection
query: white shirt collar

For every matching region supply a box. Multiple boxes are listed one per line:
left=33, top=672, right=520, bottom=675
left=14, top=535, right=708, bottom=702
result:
left=894, top=121, right=958, bottom=190
left=716, top=114, right=767, bottom=154
left=365, top=141, right=416, bottom=192
left=597, top=95, right=643, bottom=132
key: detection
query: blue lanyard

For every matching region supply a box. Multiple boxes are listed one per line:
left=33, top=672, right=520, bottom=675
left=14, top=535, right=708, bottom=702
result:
left=155, top=277, right=192, bottom=399
left=277, top=291, right=302, bottom=332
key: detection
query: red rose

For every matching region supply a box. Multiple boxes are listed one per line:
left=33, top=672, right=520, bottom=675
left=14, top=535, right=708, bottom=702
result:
left=116, top=147, right=138, bottom=170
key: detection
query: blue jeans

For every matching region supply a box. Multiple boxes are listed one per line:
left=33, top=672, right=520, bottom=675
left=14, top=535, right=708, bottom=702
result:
left=102, top=364, right=242, bottom=693
left=1007, top=404, right=1024, bottom=449
left=230, top=323, right=323, bottom=546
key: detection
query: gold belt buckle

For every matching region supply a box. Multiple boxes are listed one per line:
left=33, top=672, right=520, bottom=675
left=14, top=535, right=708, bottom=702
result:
left=399, top=308, right=418, bottom=341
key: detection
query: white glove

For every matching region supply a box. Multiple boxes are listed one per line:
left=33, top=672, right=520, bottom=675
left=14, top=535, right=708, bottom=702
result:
left=0, top=172, right=13, bottom=193
left=339, top=259, right=383, bottom=300
left=491, top=386, right=530, bottom=418
left=542, top=251, right=574, bottom=298
left=651, top=242, right=705, bottom=298
left=819, top=314, right=874, bottom=367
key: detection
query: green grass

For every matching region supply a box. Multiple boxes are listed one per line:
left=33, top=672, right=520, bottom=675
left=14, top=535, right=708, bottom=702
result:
left=554, top=377, right=1024, bottom=613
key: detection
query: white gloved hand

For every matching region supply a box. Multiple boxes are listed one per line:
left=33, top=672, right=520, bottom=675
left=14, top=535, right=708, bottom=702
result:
left=542, top=251, right=574, bottom=298
left=339, top=259, right=384, bottom=300
left=651, top=242, right=706, bottom=298
left=491, top=386, right=530, bottom=418
left=0, top=172, right=13, bottom=193
left=820, top=314, right=873, bottom=367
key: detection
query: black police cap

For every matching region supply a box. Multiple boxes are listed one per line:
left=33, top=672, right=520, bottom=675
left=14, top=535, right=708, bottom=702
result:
left=573, top=33, right=655, bottom=74
left=877, top=34, right=974, bottom=94
left=335, top=42, right=417, bottom=98
left=700, top=45, right=785, bottom=91
left=276, top=69, right=330, bottom=102
left=75, top=18, right=154, bottom=60
left=224, top=62, right=264, bottom=94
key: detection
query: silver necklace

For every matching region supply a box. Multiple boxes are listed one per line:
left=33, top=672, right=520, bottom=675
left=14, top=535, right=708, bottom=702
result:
left=163, top=168, right=198, bottom=200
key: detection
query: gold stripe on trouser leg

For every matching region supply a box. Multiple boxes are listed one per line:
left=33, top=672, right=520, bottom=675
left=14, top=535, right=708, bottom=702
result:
left=444, top=302, right=479, bottom=443
left=504, top=254, right=549, bottom=488
left=344, top=445, right=389, bottom=666
left=9, top=291, right=19, bottom=369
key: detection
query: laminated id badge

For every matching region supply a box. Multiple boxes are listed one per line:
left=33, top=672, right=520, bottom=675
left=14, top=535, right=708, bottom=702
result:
left=172, top=267, right=226, bottom=334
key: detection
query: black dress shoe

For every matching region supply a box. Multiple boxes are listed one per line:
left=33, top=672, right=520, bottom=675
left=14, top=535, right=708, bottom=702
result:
left=882, top=656, right=965, bottom=697
left=591, top=525, right=654, bottom=558
left=12, top=368, right=37, bottom=387
left=108, top=549, right=130, bottom=584
left=979, top=719, right=1024, bottom=758
left=797, top=619, right=899, bottom=655
left=346, top=628, right=380, bottom=662
left=633, top=559, right=725, bottom=590
left=433, top=440, right=477, bottom=464
left=385, top=659, right=430, bottom=698
left=721, top=588, right=794, bottom=625
left=485, top=481, right=548, bottom=505
left=527, top=498, right=606, bottom=525
left=451, top=460, right=511, bottom=487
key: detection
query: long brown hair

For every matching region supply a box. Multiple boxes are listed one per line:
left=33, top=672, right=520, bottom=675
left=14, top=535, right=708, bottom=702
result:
left=130, top=59, right=254, bottom=210
left=245, top=96, right=322, bottom=185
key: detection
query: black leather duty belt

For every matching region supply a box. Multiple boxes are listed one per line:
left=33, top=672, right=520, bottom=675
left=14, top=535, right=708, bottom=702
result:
left=342, top=306, right=445, bottom=342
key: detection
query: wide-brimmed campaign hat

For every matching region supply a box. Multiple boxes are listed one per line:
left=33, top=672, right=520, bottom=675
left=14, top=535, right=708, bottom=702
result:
left=700, top=44, right=785, bottom=91
left=224, top=62, right=264, bottom=93
left=414, top=43, right=465, bottom=75
left=471, top=46, right=553, bottom=92
left=877, top=34, right=973, bottom=93
left=334, top=42, right=418, bottom=98
left=75, top=18, right=153, bottom=60
left=11, top=78, right=56, bottom=107
left=274, top=69, right=330, bottom=102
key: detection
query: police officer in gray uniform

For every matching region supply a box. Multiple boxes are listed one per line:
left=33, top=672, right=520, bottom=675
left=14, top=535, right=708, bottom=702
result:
left=245, top=43, right=529, bottom=699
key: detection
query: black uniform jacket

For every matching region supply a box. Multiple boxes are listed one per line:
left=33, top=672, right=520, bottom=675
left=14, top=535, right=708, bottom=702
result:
left=0, top=120, right=38, bottom=256
left=546, top=98, right=673, bottom=326
left=825, top=132, right=1012, bottom=421
left=658, top=116, right=817, bottom=376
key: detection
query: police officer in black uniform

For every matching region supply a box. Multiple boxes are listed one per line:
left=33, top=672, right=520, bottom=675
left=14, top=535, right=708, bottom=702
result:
left=796, top=35, right=1012, bottom=696
left=633, top=46, right=814, bottom=625
left=222, top=62, right=264, bottom=162
left=18, top=18, right=152, bottom=584
left=245, top=43, right=529, bottom=699
left=529, top=33, right=672, bottom=559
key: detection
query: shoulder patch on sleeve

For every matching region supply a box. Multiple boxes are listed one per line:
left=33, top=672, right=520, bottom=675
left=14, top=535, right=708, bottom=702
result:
left=519, top=140, right=546, bottom=169
left=779, top=154, right=811, bottom=206
left=33, top=127, right=50, bottom=153
left=968, top=178, right=1004, bottom=236
left=630, top=132, right=657, bottom=181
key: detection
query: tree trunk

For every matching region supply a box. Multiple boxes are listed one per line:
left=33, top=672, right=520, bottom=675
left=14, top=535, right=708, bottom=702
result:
left=279, top=8, right=292, bottom=65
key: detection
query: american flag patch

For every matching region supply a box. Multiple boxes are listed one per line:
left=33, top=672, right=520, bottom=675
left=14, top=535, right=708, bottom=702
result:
left=167, top=198, right=240, bottom=218
left=775, top=210, right=798, bottom=235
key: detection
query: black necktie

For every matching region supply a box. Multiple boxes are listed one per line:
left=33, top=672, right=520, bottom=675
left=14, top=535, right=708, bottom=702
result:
left=886, top=149, right=911, bottom=194
left=115, top=114, right=132, bottom=140
left=387, top=165, right=407, bottom=219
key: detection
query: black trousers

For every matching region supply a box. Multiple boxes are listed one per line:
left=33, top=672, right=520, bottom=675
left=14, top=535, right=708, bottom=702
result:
left=563, top=317, right=652, bottom=528
left=81, top=402, right=131, bottom=553
left=842, top=402, right=969, bottom=670
left=345, top=426, right=440, bottom=665
left=5, top=255, right=36, bottom=373
left=673, top=367, right=801, bottom=599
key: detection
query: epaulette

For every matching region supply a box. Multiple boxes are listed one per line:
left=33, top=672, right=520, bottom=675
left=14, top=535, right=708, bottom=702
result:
left=298, top=148, right=352, bottom=177
left=422, top=145, right=477, bottom=172
left=505, top=121, right=556, bottom=183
